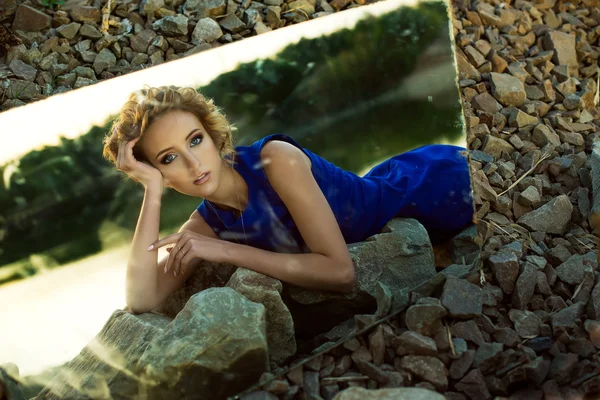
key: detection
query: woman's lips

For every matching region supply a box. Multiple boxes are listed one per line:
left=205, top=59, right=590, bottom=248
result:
left=194, top=172, right=210, bottom=185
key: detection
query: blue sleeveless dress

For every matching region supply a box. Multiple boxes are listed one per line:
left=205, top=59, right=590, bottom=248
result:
left=197, top=134, right=474, bottom=253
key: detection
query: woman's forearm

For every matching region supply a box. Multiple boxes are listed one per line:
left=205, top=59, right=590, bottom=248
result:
left=222, top=242, right=355, bottom=293
left=125, top=183, right=163, bottom=312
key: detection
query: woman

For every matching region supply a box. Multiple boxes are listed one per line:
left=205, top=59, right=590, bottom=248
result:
left=102, top=85, right=474, bottom=314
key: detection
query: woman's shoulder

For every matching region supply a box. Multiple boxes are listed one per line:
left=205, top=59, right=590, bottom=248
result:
left=239, top=133, right=305, bottom=153
left=235, top=133, right=312, bottom=167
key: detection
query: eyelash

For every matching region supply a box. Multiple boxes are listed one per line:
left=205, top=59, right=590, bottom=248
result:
left=161, top=134, right=203, bottom=165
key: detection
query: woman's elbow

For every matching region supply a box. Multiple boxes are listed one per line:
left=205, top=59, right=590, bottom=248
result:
left=124, top=296, right=154, bottom=314
left=338, top=263, right=356, bottom=293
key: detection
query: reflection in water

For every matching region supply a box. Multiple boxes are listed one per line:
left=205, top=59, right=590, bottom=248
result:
left=0, top=0, right=466, bottom=381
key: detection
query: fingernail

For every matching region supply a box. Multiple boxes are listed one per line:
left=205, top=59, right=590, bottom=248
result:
left=164, top=266, right=167, bottom=274
left=174, top=271, right=177, bottom=277
left=147, top=245, right=154, bottom=251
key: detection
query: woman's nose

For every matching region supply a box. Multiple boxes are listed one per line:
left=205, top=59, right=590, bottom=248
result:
left=185, top=153, right=201, bottom=172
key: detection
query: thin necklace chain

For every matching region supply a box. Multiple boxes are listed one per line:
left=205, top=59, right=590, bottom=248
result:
left=206, top=165, right=248, bottom=246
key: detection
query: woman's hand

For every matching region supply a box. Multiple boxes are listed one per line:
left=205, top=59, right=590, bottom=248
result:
left=148, top=231, right=229, bottom=276
left=116, top=137, right=163, bottom=189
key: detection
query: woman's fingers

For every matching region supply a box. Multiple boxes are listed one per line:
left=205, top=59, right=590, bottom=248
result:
left=165, top=239, right=187, bottom=276
left=148, top=233, right=180, bottom=251
left=173, top=242, right=192, bottom=277
left=117, top=137, right=140, bottom=172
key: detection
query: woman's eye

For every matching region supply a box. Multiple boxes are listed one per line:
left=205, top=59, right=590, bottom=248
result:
left=191, top=134, right=203, bottom=146
left=161, top=134, right=202, bottom=164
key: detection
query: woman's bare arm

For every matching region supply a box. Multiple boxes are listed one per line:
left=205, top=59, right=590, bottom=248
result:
left=125, top=183, right=217, bottom=314
left=125, top=182, right=163, bottom=313
left=220, top=140, right=356, bottom=292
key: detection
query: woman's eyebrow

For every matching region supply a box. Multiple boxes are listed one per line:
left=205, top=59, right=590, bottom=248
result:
left=155, top=129, right=201, bottom=159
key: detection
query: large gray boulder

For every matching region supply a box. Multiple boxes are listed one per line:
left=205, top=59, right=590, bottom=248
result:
left=35, top=288, right=269, bottom=400
left=226, top=268, right=296, bottom=365
left=285, top=218, right=437, bottom=339
left=137, top=288, right=269, bottom=400
left=35, top=311, right=171, bottom=399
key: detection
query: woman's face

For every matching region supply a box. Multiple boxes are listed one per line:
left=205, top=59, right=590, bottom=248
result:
left=137, top=109, right=224, bottom=197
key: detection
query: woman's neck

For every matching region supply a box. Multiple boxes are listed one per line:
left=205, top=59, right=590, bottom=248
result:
left=206, top=162, right=248, bottom=215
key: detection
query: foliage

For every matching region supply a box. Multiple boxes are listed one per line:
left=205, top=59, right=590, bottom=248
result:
left=39, top=0, right=65, bottom=9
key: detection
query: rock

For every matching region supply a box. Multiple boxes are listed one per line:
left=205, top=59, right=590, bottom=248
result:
left=191, top=18, right=223, bottom=45
left=393, top=331, right=437, bottom=357
left=555, top=254, right=590, bottom=285
left=183, top=0, right=226, bottom=19
left=79, top=24, right=103, bottom=39
left=152, top=15, right=189, bottom=36
left=287, top=219, right=436, bottom=338
left=472, top=93, right=501, bottom=114
left=449, top=349, right=475, bottom=380
left=11, top=5, right=51, bottom=32
left=524, top=337, right=553, bottom=353
left=226, top=268, right=296, bottom=365
left=473, top=342, right=503, bottom=373
left=509, top=309, right=541, bottom=338
left=512, top=264, right=537, bottom=309
left=130, top=30, right=158, bottom=53
left=140, top=0, right=165, bottom=16
left=508, top=109, right=538, bottom=128
left=440, top=277, right=482, bottom=318
left=471, top=170, right=497, bottom=201
left=331, top=387, right=445, bottom=400
left=368, top=326, right=385, bottom=366
left=548, top=353, right=579, bottom=383
left=584, top=320, right=600, bottom=348
left=586, top=282, right=600, bottom=320
left=493, top=328, right=520, bottom=348
left=138, top=288, right=269, bottom=399
left=6, top=80, right=41, bottom=100
left=567, top=338, right=595, bottom=358
left=241, top=391, right=278, bottom=399
left=451, top=320, right=484, bottom=346
left=517, top=187, right=540, bottom=207
left=219, top=14, right=246, bottom=34
left=524, top=357, right=551, bottom=385
left=490, top=72, right=526, bottom=106
left=34, top=311, right=171, bottom=399
left=543, top=31, right=578, bottom=74
left=517, top=195, right=573, bottom=235
left=8, top=59, right=36, bottom=81
left=550, top=302, right=585, bottom=330
left=399, top=356, right=448, bottom=391
left=592, top=141, right=600, bottom=217
left=0, top=364, right=25, bottom=400
left=456, top=51, right=481, bottom=81
left=532, top=125, right=561, bottom=147
left=70, top=6, right=102, bottom=23
left=482, top=135, right=515, bottom=160
left=93, top=48, right=117, bottom=75
left=563, top=94, right=583, bottom=110
left=73, top=77, right=95, bottom=89
left=488, top=251, right=520, bottom=294
left=56, top=23, right=81, bottom=40
left=455, top=369, right=491, bottom=400
left=405, top=299, right=447, bottom=337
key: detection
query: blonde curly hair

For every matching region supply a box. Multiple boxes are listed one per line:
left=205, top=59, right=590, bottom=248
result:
left=102, top=85, right=236, bottom=167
